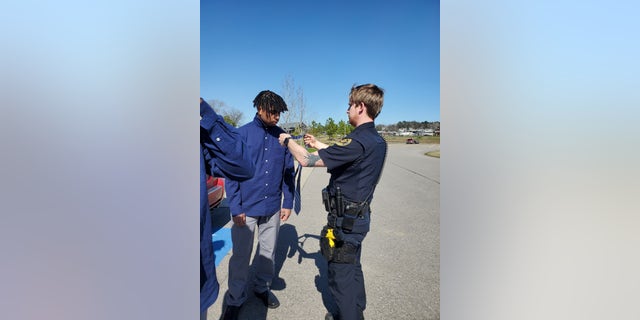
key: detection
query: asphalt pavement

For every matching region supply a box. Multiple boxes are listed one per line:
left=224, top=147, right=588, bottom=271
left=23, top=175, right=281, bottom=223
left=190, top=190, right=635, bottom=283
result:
left=205, top=143, right=440, bottom=320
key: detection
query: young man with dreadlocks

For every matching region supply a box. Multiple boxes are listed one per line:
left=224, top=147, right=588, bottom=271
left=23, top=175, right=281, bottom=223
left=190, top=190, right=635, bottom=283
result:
left=221, top=90, right=295, bottom=320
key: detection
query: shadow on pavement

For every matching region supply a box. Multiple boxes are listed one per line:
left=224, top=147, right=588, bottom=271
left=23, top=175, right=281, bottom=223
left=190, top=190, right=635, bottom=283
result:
left=282, top=224, right=337, bottom=314
left=210, top=199, right=231, bottom=234
left=216, top=223, right=337, bottom=319
left=271, top=224, right=297, bottom=290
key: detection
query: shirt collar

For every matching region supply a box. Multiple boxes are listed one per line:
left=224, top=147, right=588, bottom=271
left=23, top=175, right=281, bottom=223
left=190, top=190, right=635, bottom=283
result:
left=253, top=114, right=268, bottom=129
left=353, top=121, right=375, bottom=132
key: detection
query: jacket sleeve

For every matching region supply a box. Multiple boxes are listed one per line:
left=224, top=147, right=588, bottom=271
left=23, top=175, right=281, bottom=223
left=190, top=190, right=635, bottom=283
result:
left=200, top=99, right=255, bottom=180
left=224, top=176, right=243, bottom=216
left=281, top=148, right=295, bottom=210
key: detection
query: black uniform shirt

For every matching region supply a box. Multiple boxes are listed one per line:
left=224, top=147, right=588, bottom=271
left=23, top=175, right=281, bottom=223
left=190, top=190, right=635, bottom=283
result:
left=318, top=122, right=387, bottom=203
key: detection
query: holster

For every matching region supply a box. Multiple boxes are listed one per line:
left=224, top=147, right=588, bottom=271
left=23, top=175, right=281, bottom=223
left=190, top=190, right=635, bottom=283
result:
left=320, top=186, right=368, bottom=262
left=319, top=225, right=356, bottom=264
left=319, top=225, right=334, bottom=261
left=322, top=186, right=369, bottom=232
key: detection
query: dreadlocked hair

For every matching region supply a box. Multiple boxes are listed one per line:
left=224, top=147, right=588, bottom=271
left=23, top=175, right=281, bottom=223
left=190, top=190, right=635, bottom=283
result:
left=253, top=90, right=288, bottom=114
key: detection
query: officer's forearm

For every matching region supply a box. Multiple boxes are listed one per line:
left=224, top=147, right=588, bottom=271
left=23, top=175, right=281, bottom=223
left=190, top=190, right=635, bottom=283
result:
left=287, top=140, right=325, bottom=167
left=302, top=152, right=324, bottom=167
left=313, top=140, right=329, bottom=150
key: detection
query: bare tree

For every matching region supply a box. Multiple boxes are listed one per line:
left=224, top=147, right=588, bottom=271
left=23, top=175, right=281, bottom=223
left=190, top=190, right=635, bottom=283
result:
left=282, top=75, right=294, bottom=125
left=207, top=99, right=227, bottom=113
left=206, top=99, right=244, bottom=127
left=281, top=75, right=307, bottom=133
left=296, top=85, right=306, bottom=132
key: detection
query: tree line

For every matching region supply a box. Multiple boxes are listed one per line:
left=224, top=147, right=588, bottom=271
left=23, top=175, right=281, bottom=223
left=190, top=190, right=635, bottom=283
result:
left=205, top=75, right=439, bottom=136
left=306, top=118, right=353, bottom=138
left=304, top=119, right=440, bottom=138
left=206, top=97, right=439, bottom=138
left=375, top=121, right=440, bottom=132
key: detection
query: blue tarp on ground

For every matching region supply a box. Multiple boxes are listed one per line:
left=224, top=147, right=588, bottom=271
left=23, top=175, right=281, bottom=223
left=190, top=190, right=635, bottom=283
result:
left=212, top=227, right=232, bottom=267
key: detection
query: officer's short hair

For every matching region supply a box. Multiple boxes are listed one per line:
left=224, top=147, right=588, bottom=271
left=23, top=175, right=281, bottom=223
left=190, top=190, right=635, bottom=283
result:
left=253, top=90, right=288, bottom=114
left=349, top=84, right=384, bottom=119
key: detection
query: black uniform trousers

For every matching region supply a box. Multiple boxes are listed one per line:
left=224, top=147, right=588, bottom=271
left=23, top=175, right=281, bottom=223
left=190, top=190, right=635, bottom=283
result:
left=327, top=213, right=370, bottom=320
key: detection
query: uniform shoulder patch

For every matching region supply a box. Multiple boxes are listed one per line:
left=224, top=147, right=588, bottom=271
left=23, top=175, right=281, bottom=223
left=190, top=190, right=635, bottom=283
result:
left=335, top=138, right=352, bottom=146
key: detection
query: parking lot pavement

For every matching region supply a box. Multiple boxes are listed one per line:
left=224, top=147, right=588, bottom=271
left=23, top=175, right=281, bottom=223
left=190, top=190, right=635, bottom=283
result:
left=206, top=144, right=440, bottom=319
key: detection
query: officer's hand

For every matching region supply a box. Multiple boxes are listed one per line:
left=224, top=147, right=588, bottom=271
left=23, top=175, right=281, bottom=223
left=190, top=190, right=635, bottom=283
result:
left=303, top=134, right=316, bottom=148
left=278, top=133, right=292, bottom=146
left=280, top=208, right=291, bottom=222
left=232, top=213, right=246, bottom=227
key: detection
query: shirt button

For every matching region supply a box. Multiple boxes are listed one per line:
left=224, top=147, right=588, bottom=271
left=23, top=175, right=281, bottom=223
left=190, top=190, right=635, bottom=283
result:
left=264, top=196, right=268, bottom=199
left=265, top=171, right=269, bottom=174
left=265, top=148, right=268, bottom=151
left=265, top=183, right=268, bottom=186
left=216, top=137, right=220, bottom=142
left=265, top=159, right=268, bottom=162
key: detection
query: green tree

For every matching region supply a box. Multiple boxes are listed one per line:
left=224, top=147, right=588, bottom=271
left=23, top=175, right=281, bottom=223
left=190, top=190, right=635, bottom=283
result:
left=325, top=117, right=338, bottom=138
left=337, top=119, right=353, bottom=137
left=309, top=120, right=324, bottom=135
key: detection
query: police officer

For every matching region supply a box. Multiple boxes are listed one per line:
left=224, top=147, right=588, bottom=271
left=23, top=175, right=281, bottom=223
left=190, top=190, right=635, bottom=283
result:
left=279, top=84, right=386, bottom=320
left=200, top=98, right=255, bottom=320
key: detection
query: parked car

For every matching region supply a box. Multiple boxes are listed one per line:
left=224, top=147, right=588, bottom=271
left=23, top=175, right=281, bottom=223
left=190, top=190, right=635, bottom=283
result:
left=406, top=138, right=419, bottom=144
left=206, top=175, right=225, bottom=208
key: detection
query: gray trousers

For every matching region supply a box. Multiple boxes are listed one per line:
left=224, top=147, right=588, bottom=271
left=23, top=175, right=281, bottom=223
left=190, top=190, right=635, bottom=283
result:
left=227, top=211, right=281, bottom=306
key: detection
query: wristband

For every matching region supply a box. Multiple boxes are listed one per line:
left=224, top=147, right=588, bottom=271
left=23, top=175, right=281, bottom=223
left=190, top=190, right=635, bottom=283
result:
left=283, top=137, right=290, bottom=147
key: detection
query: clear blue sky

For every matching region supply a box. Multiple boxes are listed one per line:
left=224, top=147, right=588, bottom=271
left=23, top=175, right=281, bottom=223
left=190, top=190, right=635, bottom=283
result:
left=201, top=0, right=439, bottom=126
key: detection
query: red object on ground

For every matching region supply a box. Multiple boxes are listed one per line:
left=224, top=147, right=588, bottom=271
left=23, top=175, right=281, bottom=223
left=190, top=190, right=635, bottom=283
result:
left=406, top=138, right=419, bottom=144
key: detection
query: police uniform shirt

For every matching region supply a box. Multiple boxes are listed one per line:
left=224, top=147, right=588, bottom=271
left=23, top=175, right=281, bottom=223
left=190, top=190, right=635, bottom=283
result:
left=318, top=122, right=387, bottom=203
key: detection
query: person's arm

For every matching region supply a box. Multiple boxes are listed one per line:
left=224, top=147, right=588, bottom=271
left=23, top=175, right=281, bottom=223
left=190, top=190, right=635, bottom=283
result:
left=303, top=134, right=329, bottom=150
left=224, top=177, right=247, bottom=226
left=225, top=178, right=242, bottom=217
left=201, top=98, right=255, bottom=180
left=279, top=133, right=326, bottom=167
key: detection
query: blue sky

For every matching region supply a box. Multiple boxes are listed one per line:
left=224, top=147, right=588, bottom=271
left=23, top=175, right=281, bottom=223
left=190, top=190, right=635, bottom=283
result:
left=201, top=0, right=439, bottom=126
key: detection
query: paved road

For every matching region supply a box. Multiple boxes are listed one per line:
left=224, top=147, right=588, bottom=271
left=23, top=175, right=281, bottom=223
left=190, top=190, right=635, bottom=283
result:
left=206, top=143, right=440, bottom=320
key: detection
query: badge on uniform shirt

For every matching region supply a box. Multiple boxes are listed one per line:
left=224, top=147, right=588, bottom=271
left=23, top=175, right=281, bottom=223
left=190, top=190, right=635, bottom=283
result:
left=335, top=138, right=352, bottom=146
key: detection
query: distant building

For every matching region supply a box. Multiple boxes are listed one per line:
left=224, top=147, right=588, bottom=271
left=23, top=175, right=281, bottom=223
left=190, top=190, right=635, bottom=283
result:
left=280, top=122, right=308, bottom=133
left=416, top=129, right=435, bottom=136
left=378, top=131, right=397, bottom=136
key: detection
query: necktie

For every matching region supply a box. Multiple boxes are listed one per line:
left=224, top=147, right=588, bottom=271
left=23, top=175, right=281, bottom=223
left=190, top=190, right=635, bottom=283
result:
left=289, top=134, right=304, bottom=215
left=294, top=164, right=302, bottom=214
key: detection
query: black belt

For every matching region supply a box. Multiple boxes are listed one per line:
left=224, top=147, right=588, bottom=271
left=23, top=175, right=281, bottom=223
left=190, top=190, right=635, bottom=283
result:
left=344, top=201, right=369, bottom=217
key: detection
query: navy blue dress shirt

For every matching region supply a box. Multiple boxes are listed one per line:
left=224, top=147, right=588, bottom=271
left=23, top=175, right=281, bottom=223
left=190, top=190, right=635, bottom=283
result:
left=226, top=115, right=295, bottom=217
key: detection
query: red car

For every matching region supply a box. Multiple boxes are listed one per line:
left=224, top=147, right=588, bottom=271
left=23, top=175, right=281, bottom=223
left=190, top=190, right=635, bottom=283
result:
left=406, top=138, right=419, bottom=144
left=206, top=175, right=225, bottom=208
